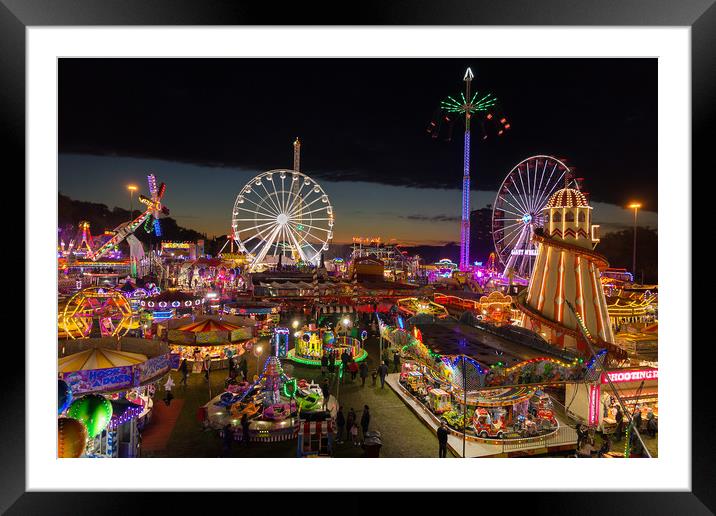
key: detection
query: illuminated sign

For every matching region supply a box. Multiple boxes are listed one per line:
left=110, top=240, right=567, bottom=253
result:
left=601, top=368, right=658, bottom=384
left=161, top=242, right=192, bottom=249
left=510, top=249, right=538, bottom=256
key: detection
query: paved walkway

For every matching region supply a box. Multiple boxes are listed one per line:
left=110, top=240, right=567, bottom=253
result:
left=141, top=399, right=185, bottom=452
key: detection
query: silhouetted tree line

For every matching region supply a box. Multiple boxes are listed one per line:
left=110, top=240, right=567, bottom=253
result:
left=58, top=193, right=208, bottom=249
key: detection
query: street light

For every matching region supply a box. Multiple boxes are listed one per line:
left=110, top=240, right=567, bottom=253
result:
left=627, top=202, right=642, bottom=282
left=127, top=185, right=138, bottom=222
left=254, top=345, right=264, bottom=376
left=292, top=319, right=299, bottom=329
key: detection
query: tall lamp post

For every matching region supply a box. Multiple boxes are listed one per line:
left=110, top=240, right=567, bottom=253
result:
left=127, top=185, right=138, bottom=222
left=627, top=202, right=641, bottom=282
left=254, top=344, right=264, bottom=377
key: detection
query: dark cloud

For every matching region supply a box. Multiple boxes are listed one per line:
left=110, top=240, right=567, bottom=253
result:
left=59, top=58, right=657, bottom=209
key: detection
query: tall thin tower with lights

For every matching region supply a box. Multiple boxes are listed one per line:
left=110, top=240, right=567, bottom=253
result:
left=439, top=68, right=498, bottom=271
left=459, top=68, right=473, bottom=271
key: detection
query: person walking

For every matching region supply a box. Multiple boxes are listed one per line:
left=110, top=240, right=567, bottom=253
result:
left=437, top=421, right=449, bottom=458
left=241, top=413, right=250, bottom=447
left=239, top=355, right=248, bottom=382
left=359, top=361, right=369, bottom=387
left=393, top=350, right=401, bottom=373
left=321, top=353, right=329, bottom=378
left=378, top=361, right=389, bottom=389
left=336, top=406, right=346, bottom=443
left=614, top=405, right=624, bottom=442
left=360, top=405, right=370, bottom=443
left=371, top=368, right=378, bottom=386
left=179, top=358, right=189, bottom=386
left=203, top=353, right=212, bottom=381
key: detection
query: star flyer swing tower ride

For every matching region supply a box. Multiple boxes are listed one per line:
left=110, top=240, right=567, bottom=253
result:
left=436, top=67, right=508, bottom=271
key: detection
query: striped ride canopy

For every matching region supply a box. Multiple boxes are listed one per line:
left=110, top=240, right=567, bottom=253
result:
left=319, top=305, right=355, bottom=314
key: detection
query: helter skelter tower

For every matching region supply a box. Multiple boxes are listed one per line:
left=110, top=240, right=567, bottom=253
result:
left=432, top=67, right=509, bottom=270
left=517, top=185, right=622, bottom=358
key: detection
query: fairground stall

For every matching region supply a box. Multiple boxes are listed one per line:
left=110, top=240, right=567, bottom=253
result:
left=57, top=338, right=179, bottom=458
left=223, top=300, right=280, bottom=337
left=565, top=367, right=658, bottom=437
left=163, top=314, right=256, bottom=369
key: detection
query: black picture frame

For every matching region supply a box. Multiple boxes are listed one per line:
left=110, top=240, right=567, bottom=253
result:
left=3, top=1, right=709, bottom=513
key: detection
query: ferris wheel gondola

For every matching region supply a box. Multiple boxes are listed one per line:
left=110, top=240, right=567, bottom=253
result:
left=492, top=155, right=579, bottom=279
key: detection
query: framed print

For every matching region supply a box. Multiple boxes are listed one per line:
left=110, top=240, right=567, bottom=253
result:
left=2, top=0, right=710, bottom=512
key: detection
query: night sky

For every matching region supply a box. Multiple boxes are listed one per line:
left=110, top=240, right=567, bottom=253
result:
left=58, top=58, right=657, bottom=244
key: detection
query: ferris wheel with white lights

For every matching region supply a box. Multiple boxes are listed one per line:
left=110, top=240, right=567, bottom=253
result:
left=232, top=169, right=334, bottom=271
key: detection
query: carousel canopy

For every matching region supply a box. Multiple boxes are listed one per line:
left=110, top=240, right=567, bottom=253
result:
left=177, top=319, right=241, bottom=333
left=59, top=348, right=148, bottom=373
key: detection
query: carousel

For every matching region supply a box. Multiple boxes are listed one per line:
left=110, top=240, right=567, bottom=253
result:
left=286, top=323, right=367, bottom=366
left=203, top=348, right=336, bottom=444
left=163, top=315, right=255, bottom=368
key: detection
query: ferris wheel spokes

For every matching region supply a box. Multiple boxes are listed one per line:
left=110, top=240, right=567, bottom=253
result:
left=232, top=169, right=334, bottom=270
left=492, top=155, right=576, bottom=279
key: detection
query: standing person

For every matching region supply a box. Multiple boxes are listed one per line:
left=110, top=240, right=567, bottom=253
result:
left=598, top=436, right=611, bottom=457
left=180, top=358, right=189, bottom=386
left=632, top=407, right=643, bottom=433
left=576, top=424, right=587, bottom=449
left=321, top=378, right=331, bottom=411
left=227, top=354, right=235, bottom=378
left=350, top=421, right=360, bottom=446
left=378, top=361, right=389, bottom=389
left=393, top=350, right=401, bottom=373
left=336, top=406, right=346, bottom=444
left=340, top=350, right=350, bottom=384
left=359, top=360, right=369, bottom=387
left=346, top=408, right=356, bottom=444
left=204, top=353, right=211, bottom=381
left=321, top=353, right=329, bottom=377
left=437, top=421, right=449, bottom=458
left=328, top=352, right=336, bottom=378
left=348, top=358, right=359, bottom=382
left=222, top=424, right=233, bottom=457
left=241, top=413, right=250, bottom=447
left=360, top=405, right=371, bottom=443
left=371, top=368, right=378, bottom=386
left=646, top=412, right=657, bottom=437
left=239, top=355, right=248, bottom=382
left=193, top=348, right=202, bottom=373
left=614, top=405, right=624, bottom=442
left=163, top=375, right=175, bottom=406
